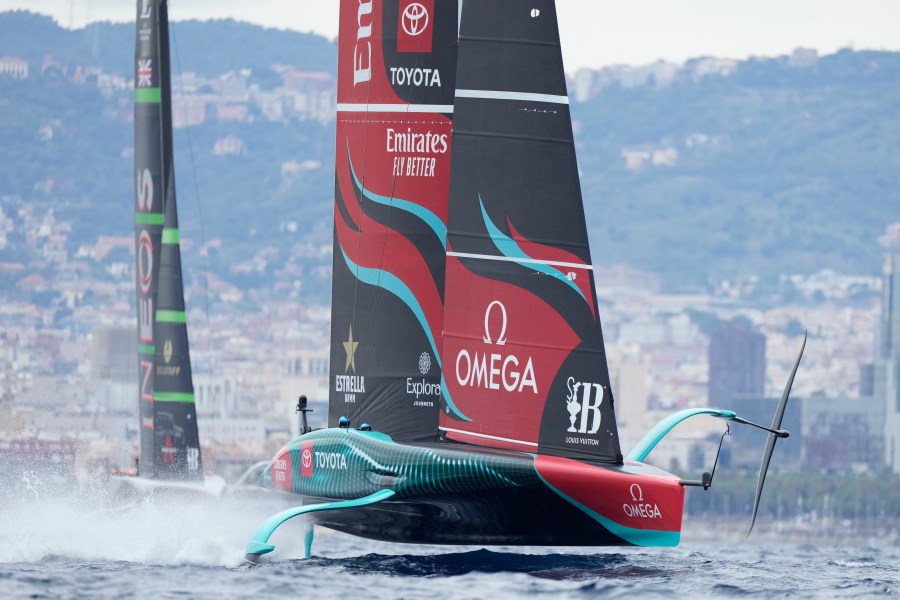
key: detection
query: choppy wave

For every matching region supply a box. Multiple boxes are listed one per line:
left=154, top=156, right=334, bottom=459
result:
left=1, top=471, right=898, bottom=599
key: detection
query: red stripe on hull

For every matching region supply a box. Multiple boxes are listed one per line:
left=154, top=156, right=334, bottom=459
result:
left=534, top=454, right=684, bottom=533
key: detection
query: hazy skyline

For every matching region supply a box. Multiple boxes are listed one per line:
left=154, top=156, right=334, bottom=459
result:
left=2, top=0, right=899, bottom=70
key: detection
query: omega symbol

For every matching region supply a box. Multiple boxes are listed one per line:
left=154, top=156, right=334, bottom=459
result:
left=630, top=483, right=643, bottom=502
left=482, top=300, right=508, bottom=346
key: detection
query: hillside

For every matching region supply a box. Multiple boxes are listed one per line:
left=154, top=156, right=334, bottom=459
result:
left=1, top=11, right=898, bottom=299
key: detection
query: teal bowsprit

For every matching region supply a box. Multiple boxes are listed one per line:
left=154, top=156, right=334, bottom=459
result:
left=627, top=408, right=737, bottom=462
left=243, top=489, right=396, bottom=564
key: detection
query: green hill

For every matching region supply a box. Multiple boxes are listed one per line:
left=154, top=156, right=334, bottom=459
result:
left=1, top=11, right=898, bottom=298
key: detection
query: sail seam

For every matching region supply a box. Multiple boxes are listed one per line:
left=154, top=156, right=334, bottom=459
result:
left=440, top=427, right=539, bottom=447
left=156, top=310, right=187, bottom=323
left=161, top=228, right=180, bottom=244
left=153, top=392, right=195, bottom=403
left=455, top=89, right=569, bottom=105
left=459, top=35, right=559, bottom=49
left=453, top=130, right=572, bottom=145
left=134, top=87, right=161, bottom=103
left=447, top=251, right=592, bottom=271
left=337, top=103, right=454, bottom=113
left=134, top=213, right=165, bottom=225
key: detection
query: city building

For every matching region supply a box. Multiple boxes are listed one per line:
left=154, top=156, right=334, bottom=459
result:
left=729, top=395, right=803, bottom=468
left=707, top=319, right=766, bottom=406
left=878, top=253, right=900, bottom=473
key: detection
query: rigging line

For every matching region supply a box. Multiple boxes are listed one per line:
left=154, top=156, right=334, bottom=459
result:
left=346, top=29, right=376, bottom=426
left=361, top=25, right=429, bottom=421
left=169, top=19, right=213, bottom=383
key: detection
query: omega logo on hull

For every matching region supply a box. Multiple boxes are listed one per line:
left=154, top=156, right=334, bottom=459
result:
left=622, top=483, right=663, bottom=519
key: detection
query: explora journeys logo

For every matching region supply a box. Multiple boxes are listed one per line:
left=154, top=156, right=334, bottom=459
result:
left=454, top=301, right=538, bottom=394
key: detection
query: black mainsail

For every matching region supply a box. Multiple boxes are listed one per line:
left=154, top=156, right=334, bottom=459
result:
left=439, top=0, right=622, bottom=464
left=133, top=0, right=202, bottom=479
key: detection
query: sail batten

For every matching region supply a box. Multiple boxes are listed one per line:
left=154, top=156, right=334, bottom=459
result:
left=447, top=251, right=594, bottom=271
left=455, top=90, right=569, bottom=104
left=337, top=103, right=455, bottom=113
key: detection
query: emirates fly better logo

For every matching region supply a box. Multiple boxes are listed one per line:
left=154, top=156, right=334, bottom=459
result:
left=397, top=0, right=433, bottom=53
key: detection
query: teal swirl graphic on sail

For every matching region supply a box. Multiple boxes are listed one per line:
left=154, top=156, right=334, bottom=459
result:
left=478, top=195, right=586, bottom=301
left=348, top=146, right=447, bottom=248
left=339, top=247, right=471, bottom=422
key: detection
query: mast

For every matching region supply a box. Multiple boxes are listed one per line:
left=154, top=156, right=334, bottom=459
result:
left=134, top=0, right=164, bottom=477
left=328, top=0, right=458, bottom=442
left=438, top=0, right=622, bottom=464
left=133, top=0, right=202, bottom=478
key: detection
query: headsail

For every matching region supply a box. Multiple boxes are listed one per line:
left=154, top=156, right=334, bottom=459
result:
left=133, top=0, right=202, bottom=478
left=439, top=0, right=622, bottom=464
left=329, top=0, right=459, bottom=442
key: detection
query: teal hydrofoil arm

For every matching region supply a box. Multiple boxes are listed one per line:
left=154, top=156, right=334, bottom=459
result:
left=244, top=488, right=396, bottom=564
left=627, top=408, right=737, bottom=462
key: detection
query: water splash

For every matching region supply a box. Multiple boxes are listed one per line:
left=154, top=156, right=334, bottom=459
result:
left=0, top=470, right=305, bottom=566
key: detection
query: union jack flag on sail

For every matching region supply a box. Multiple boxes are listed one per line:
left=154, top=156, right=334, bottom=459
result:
left=137, top=59, right=152, bottom=87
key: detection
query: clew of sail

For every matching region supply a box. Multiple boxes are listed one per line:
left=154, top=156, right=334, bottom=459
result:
left=439, top=0, right=622, bottom=464
left=133, top=0, right=202, bottom=479
left=329, top=0, right=459, bottom=443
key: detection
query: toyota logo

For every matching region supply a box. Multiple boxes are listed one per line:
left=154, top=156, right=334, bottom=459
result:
left=301, top=448, right=312, bottom=469
left=402, top=2, right=429, bottom=36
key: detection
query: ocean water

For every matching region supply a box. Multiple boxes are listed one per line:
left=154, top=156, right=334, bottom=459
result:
left=0, top=486, right=897, bottom=599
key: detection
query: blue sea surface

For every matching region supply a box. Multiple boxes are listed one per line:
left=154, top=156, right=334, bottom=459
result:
left=0, top=489, right=896, bottom=599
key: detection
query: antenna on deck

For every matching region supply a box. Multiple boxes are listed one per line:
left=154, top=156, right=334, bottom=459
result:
left=296, top=395, right=313, bottom=434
